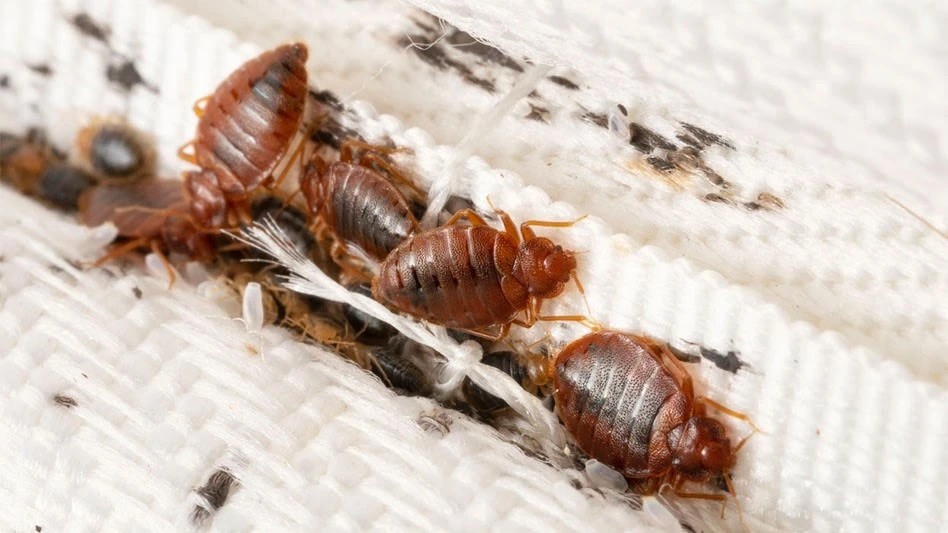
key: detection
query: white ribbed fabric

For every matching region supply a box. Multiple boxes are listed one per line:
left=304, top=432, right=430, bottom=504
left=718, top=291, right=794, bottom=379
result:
left=1, top=0, right=945, bottom=532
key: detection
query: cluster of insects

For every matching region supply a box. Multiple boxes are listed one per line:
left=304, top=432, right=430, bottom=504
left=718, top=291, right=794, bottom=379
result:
left=1, top=42, right=756, bottom=527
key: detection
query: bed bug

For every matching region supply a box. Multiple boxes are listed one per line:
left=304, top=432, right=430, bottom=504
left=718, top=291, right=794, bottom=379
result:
left=35, top=164, right=97, bottom=210
left=372, top=207, right=593, bottom=338
left=1, top=130, right=62, bottom=194
left=74, top=117, right=155, bottom=181
left=179, top=42, right=310, bottom=228
left=368, top=344, right=432, bottom=396
left=552, top=330, right=757, bottom=519
left=299, top=139, right=423, bottom=263
left=462, top=350, right=533, bottom=413
left=78, top=179, right=216, bottom=286
left=342, top=282, right=399, bottom=345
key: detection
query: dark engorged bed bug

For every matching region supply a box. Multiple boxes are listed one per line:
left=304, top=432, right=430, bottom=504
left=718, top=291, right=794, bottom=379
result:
left=74, top=118, right=155, bottom=181
left=372, top=207, right=592, bottom=338
left=249, top=195, right=315, bottom=256
left=35, top=164, right=96, bottom=210
left=462, top=351, right=531, bottom=413
left=78, top=179, right=216, bottom=286
left=342, top=282, right=399, bottom=345
left=368, top=345, right=431, bottom=396
left=179, top=42, right=310, bottom=228
left=1, top=131, right=62, bottom=195
left=552, top=330, right=756, bottom=516
left=299, top=139, right=422, bottom=262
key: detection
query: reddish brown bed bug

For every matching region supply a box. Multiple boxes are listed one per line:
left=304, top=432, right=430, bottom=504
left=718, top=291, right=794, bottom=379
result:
left=552, top=330, right=758, bottom=522
left=1, top=130, right=61, bottom=193
left=78, top=179, right=216, bottom=286
left=74, top=117, right=156, bottom=182
left=372, top=207, right=594, bottom=339
left=178, top=42, right=310, bottom=228
left=298, top=139, right=424, bottom=263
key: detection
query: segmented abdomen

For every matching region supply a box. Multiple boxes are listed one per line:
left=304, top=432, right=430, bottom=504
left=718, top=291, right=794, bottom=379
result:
left=326, top=162, right=419, bottom=260
left=554, top=331, right=690, bottom=479
left=195, top=43, right=308, bottom=199
left=374, top=226, right=525, bottom=329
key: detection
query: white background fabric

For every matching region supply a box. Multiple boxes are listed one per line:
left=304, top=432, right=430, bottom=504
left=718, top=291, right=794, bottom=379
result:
left=1, top=0, right=946, bottom=532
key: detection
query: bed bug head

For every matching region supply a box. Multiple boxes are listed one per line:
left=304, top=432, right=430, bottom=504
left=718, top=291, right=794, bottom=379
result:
left=513, top=237, right=577, bottom=298
left=672, top=416, right=735, bottom=481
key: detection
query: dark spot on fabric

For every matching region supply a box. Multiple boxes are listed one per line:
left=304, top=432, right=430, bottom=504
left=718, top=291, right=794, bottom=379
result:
left=191, top=469, right=238, bottom=526
left=629, top=123, right=676, bottom=153
left=132, top=286, right=142, bottom=299
left=667, top=344, right=701, bottom=363
left=753, top=191, right=785, bottom=210
left=29, top=64, right=53, bottom=76
left=310, top=89, right=343, bottom=111
left=107, top=60, right=157, bottom=93
left=53, top=394, right=78, bottom=408
left=444, top=29, right=523, bottom=72
left=81, top=373, right=88, bottom=378
left=744, top=201, right=763, bottom=211
left=714, top=473, right=730, bottom=493
left=699, top=347, right=747, bottom=373
left=525, top=104, right=550, bottom=123
left=311, top=115, right=364, bottom=150
left=399, top=34, right=496, bottom=92
left=704, top=193, right=731, bottom=204
left=616, top=104, right=628, bottom=116
left=71, top=13, right=109, bottom=43
left=548, top=75, right=579, bottom=90
left=675, top=132, right=702, bottom=149
left=680, top=122, right=734, bottom=149
left=0, top=75, right=9, bottom=89
left=581, top=111, right=608, bottom=129
left=646, top=156, right=676, bottom=173
left=35, top=526, right=43, bottom=532
left=680, top=522, right=697, bottom=533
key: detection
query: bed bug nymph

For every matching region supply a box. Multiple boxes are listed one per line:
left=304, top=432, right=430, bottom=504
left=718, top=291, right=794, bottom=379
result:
left=298, top=139, right=423, bottom=264
left=78, top=179, right=216, bottom=287
left=552, top=331, right=758, bottom=524
left=178, top=42, right=310, bottom=229
left=74, top=117, right=156, bottom=181
left=373, top=206, right=595, bottom=339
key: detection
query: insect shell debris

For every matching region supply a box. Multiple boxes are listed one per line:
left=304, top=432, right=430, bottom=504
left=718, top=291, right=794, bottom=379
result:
left=74, top=117, right=156, bottom=182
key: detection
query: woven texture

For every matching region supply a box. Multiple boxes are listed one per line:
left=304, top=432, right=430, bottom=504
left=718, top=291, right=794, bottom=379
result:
left=1, top=0, right=946, bottom=532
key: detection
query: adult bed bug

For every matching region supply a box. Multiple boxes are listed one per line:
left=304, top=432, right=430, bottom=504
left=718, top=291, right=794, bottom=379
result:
left=372, top=207, right=593, bottom=339
left=552, top=330, right=757, bottom=520
left=179, top=42, right=310, bottom=228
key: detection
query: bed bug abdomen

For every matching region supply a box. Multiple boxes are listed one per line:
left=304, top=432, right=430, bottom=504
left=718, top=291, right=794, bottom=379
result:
left=324, top=162, right=419, bottom=260
left=554, top=331, right=690, bottom=479
left=195, top=43, right=308, bottom=198
left=373, top=225, right=524, bottom=329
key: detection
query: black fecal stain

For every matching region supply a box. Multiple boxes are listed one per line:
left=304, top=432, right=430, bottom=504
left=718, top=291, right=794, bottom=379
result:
left=399, top=34, right=496, bottom=93
left=444, top=29, right=523, bottom=72
left=107, top=60, right=157, bottom=93
left=675, top=132, right=703, bottom=149
left=581, top=111, right=609, bottom=128
left=548, top=75, right=579, bottom=90
left=699, top=347, right=746, bottom=373
left=71, top=13, right=109, bottom=43
left=704, top=193, right=732, bottom=204
left=629, top=123, right=676, bottom=153
left=132, top=286, right=142, bottom=299
left=29, top=64, right=53, bottom=76
left=0, top=75, right=9, bottom=89
left=191, top=469, right=238, bottom=526
left=668, top=345, right=701, bottom=363
left=746, top=192, right=785, bottom=211
left=53, top=394, right=78, bottom=408
left=312, top=115, right=364, bottom=150
left=35, top=526, right=43, bottom=532
left=310, top=89, right=344, bottom=111
left=616, top=104, right=628, bottom=116
left=646, top=156, right=677, bottom=173
left=526, top=104, right=551, bottom=123
left=680, top=122, right=734, bottom=150
left=744, top=201, right=763, bottom=211
left=680, top=522, right=698, bottom=533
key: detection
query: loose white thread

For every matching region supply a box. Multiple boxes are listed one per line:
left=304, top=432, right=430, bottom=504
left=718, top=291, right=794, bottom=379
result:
left=420, top=62, right=554, bottom=228
left=238, top=220, right=566, bottom=447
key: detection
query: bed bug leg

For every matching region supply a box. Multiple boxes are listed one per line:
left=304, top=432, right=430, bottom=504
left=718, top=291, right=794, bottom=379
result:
left=694, top=397, right=761, bottom=434
left=358, top=151, right=427, bottom=199
left=148, top=240, right=177, bottom=289
left=82, top=236, right=149, bottom=268
left=177, top=141, right=197, bottom=165
left=192, top=95, right=211, bottom=118
left=441, top=208, right=490, bottom=228
left=519, top=215, right=588, bottom=240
